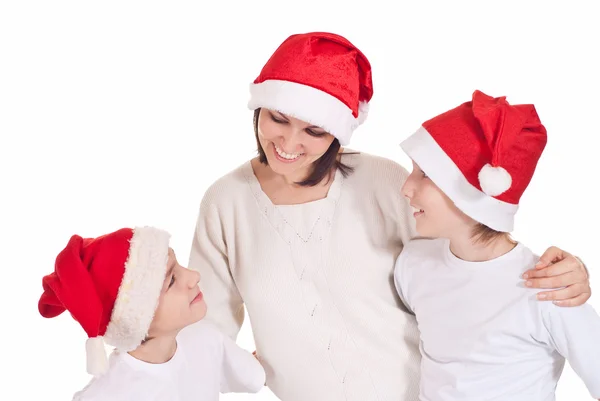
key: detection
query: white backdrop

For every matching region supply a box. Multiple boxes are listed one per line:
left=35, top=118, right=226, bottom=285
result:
left=1, top=1, right=598, bottom=400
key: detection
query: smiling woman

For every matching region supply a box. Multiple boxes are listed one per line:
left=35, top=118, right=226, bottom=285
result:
left=187, top=31, right=592, bottom=401
left=253, top=108, right=355, bottom=187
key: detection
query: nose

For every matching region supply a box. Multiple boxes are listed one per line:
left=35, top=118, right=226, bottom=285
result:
left=280, top=129, right=303, bottom=153
left=183, top=267, right=201, bottom=288
left=191, top=269, right=201, bottom=287
left=402, top=175, right=415, bottom=200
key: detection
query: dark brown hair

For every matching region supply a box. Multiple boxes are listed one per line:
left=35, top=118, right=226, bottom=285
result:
left=253, top=108, right=354, bottom=186
left=471, top=223, right=512, bottom=244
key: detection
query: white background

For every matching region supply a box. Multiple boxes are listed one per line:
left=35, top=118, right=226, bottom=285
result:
left=1, top=1, right=598, bottom=400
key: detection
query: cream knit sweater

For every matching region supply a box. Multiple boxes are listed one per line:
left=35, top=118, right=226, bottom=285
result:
left=188, top=152, right=420, bottom=401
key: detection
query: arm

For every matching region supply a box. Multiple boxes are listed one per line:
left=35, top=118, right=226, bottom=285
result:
left=220, top=332, right=266, bottom=393
left=540, top=302, right=600, bottom=399
left=388, top=161, right=418, bottom=313
left=393, top=247, right=414, bottom=315
left=523, top=247, right=590, bottom=307
left=390, top=161, right=419, bottom=245
left=188, top=194, right=244, bottom=340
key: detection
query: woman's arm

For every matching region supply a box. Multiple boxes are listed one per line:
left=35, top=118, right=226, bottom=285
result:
left=188, top=196, right=244, bottom=340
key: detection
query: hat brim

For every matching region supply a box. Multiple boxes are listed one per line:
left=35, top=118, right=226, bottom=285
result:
left=248, top=79, right=367, bottom=146
left=103, top=226, right=171, bottom=351
left=400, top=126, right=518, bottom=232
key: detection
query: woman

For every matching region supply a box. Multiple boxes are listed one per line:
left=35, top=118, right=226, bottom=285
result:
left=188, top=32, right=590, bottom=401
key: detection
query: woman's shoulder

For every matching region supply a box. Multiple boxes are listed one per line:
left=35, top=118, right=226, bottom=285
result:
left=200, top=160, right=254, bottom=208
left=342, top=150, right=410, bottom=187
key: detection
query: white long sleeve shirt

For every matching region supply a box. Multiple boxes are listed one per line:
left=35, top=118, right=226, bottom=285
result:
left=188, top=152, right=421, bottom=401
left=394, top=238, right=600, bottom=401
left=72, top=321, right=265, bottom=401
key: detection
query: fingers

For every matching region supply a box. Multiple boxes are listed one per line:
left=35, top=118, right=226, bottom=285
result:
left=536, top=283, right=590, bottom=302
left=549, top=293, right=591, bottom=307
left=525, top=255, right=588, bottom=285
left=536, top=246, right=568, bottom=269
left=525, top=271, right=583, bottom=289
left=523, top=262, right=574, bottom=279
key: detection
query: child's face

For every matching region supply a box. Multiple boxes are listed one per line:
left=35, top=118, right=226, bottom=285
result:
left=148, top=249, right=207, bottom=337
left=402, top=161, right=475, bottom=238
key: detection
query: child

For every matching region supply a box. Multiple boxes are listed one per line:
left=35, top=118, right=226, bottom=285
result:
left=393, top=90, right=600, bottom=400
left=38, top=226, right=265, bottom=401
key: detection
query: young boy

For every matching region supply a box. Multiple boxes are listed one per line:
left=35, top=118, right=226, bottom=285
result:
left=38, top=226, right=265, bottom=401
left=394, top=90, right=600, bottom=400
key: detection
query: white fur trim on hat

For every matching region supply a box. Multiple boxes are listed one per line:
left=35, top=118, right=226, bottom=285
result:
left=357, top=101, right=369, bottom=125
left=478, top=163, right=512, bottom=197
left=400, top=127, right=519, bottom=232
left=103, top=226, right=171, bottom=352
left=248, top=80, right=368, bottom=146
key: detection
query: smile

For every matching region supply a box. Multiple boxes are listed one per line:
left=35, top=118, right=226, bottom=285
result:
left=274, top=144, right=303, bottom=161
left=412, top=205, right=424, bottom=217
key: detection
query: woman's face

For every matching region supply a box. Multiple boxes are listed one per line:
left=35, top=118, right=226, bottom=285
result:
left=257, top=108, right=335, bottom=179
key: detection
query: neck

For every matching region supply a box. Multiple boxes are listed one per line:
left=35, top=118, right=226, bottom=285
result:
left=260, top=161, right=328, bottom=190
left=128, top=333, right=178, bottom=364
left=448, top=232, right=516, bottom=262
left=281, top=167, right=311, bottom=186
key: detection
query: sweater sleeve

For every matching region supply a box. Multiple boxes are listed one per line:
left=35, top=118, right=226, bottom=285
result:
left=394, top=169, right=419, bottom=246
left=188, top=192, right=244, bottom=340
left=540, top=302, right=600, bottom=398
left=379, top=158, right=418, bottom=246
left=219, top=332, right=266, bottom=394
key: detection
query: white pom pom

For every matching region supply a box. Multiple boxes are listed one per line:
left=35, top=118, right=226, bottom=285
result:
left=86, top=336, right=108, bottom=377
left=357, top=101, right=369, bottom=125
left=478, top=163, right=512, bottom=196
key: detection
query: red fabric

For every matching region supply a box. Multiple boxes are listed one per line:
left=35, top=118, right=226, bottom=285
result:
left=38, top=228, right=133, bottom=338
left=423, top=90, right=547, bottom=205
left=253, top=32, right=373, bottom=117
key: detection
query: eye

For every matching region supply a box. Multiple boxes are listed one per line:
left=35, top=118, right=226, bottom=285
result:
left=168, top=275, right=175, bottom=289
left=422, top=171, right=429, bottom=179
left=270, top=113, right=287, bottom=124
left=306, top=129, right=326, bottom=138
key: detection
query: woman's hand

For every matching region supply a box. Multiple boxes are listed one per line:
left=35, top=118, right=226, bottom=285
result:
left=522, top=246, right=590, bottom=306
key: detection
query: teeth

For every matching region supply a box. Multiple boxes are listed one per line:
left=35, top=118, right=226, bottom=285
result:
left=275, top=145, right=302, bottom=160
left=412, top=206, right=424, bottom=213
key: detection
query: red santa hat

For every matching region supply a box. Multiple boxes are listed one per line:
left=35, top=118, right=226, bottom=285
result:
left=38, top=226, right=171, bottom=376
left=400, top=90, right=547, bottom=232
left=248, top=32, right=374, bottom=146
